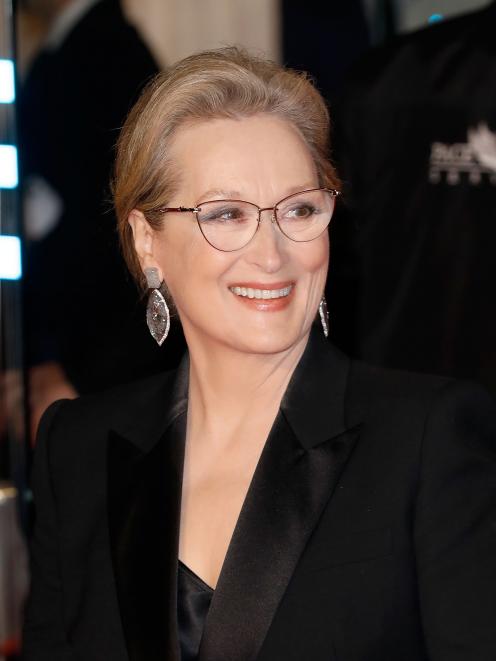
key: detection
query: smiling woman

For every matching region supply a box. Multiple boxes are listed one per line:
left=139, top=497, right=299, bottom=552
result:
left=128, top=114, right=332, bottom=357
left=23, top=47, right=496, bottom=661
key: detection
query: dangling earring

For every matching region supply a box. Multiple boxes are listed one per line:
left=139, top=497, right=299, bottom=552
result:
left=144, top=267, right=170, bottom=346
left=319, top=296, right=329, bottom=338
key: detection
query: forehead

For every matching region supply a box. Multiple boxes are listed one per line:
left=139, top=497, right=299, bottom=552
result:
left=168, top=114, right=318, bottom=201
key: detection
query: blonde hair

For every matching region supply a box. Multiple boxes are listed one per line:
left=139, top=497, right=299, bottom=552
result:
left=113, top=46, right=340, bottom=289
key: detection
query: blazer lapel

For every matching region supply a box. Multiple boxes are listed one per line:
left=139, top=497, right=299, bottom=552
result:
left=199, top=331, right=362, bottom=661
left=107, top=359, right=189, bottom=661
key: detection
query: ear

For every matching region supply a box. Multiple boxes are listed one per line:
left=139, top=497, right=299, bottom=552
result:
left=128, top=210, right=163, bottom=280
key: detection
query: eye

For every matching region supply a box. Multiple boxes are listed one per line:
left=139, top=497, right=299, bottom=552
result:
left=281, top=203, right=319, bottom=221
left=294, top=204, right=316, bottom=218
left=199, top=204, right=249, bottom=223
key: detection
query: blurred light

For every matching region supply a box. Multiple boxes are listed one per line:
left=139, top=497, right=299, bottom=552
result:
left=0, top=59, right=15, bottom=103
left=428, top=14, right=444, bottom=24
left=0, top=145, right=18, bottom=189
left=0, top=236, right=22, bottom=280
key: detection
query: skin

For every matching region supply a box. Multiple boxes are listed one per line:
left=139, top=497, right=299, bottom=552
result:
left=130, top=114, right=329, bottom=588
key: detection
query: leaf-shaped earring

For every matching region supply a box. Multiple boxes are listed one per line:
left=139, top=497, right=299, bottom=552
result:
left=144, top=267, right=170, bottom=346
left=319, top=296, right=329, bottom=338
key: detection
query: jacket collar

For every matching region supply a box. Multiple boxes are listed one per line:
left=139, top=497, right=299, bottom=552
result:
left=111, top=352, right=189, bottom=452
left=281, top=329, right=356, bottom=448
left=112, top=327, right=357, bottom=454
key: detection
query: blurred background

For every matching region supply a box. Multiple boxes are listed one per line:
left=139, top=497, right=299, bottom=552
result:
left=1, top=0, right=494, bottom=657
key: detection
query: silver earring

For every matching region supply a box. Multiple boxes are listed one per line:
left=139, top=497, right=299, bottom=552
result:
left=319, top=296, right=329, bottom=338
left=144, top=267, right=170, bottom=346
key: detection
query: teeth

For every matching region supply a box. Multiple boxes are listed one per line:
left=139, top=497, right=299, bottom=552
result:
left=230, top=285, right=293, bottom=299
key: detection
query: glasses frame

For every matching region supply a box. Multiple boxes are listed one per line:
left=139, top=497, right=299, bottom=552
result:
left=156, top=187, right=341, bottom=252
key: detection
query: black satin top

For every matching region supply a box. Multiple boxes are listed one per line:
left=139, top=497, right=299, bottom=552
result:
left=178, top=561, right=214, bottom=660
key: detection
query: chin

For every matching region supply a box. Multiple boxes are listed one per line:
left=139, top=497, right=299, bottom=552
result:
left=228, top=324, right=308, bottom=356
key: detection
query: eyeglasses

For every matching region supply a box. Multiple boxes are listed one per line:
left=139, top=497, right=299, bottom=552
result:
left=157, top=187, right=341, bottom=252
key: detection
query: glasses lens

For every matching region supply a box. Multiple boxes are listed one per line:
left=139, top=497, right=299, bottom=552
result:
left=196, top=200, right=258, bottom=251
left=275, top=189, right=335, bottom=242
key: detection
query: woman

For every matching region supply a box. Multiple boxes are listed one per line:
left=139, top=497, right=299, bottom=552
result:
left=23, top=48, right=496, bottom=661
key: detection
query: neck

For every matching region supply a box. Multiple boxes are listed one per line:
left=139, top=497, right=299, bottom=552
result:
left=185, top=331, right=309, bottom=448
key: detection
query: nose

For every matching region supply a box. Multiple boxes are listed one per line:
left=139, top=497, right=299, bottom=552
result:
left=258, top=206, right=277, bottom=223
left=245, top=207, right=286, bottom=272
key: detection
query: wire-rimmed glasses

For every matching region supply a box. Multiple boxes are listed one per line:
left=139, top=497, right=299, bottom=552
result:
left=157, top=187, right=341, bottom=252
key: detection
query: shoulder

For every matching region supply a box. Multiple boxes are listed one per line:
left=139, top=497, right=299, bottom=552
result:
left=348, top=359, right=450, bottom=419
left=349, top=357, right=495, bottom=411
left=348, top=359, right=496, bottom=453
left=54, top=2, right=157, bottom=95
left=35, top=369, right=177, bottom=459
left=30, top=368, right=182, bottom=513
left=63, top=1, right=155, bottom=62
left=340, top=10, right=482, bottom=109
left=350, top=357, right=495, bottom=404
left=55, top=368, right=174, bottom=421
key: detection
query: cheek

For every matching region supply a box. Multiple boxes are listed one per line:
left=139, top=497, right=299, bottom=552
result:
left=153, top=223, right=202, bottom=287
left=154, top=226, right=234, bottom=301
left=296, top=233, right=329, bottom=277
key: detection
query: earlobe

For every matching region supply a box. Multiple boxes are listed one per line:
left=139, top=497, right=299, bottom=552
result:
left=128, top=209, right=161, bottom=276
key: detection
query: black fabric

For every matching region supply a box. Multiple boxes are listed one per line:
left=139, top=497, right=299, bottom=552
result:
left=329, top=1, right=496, bottom=393
left=282, top=0, right=370, bottom=103
left=23, top=330, right=496, bottom=660
left=177, top=561, right=214, bottom=661
left=18, top=0, right=185, bottom=393
left=107, top=412, right=186, bottom=660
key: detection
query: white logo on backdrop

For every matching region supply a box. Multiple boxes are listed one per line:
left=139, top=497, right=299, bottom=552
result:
left=429, top=123, right=496, bottom=186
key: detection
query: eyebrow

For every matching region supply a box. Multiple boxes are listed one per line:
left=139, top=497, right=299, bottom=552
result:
left=196, top=183, right=319, bottom=203
left=284, top=182, right=318, bottom=196
left=197, top=189, right=242, bottom=201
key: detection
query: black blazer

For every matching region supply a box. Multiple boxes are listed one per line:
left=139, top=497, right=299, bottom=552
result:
left=23, top=332, right=496, bottom=661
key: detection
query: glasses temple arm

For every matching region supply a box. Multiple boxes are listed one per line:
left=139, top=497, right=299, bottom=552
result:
left=156, top=206, right=200, bottom=213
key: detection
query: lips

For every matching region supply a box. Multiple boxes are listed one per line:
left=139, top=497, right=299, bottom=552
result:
left=228, top=282, right=295, bottom=312
left=229, top=284, right=293, bottom=300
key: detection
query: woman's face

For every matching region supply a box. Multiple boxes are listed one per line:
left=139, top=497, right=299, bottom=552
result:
left=131, top=114, right=329, bottom=355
